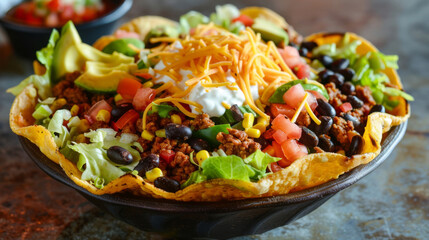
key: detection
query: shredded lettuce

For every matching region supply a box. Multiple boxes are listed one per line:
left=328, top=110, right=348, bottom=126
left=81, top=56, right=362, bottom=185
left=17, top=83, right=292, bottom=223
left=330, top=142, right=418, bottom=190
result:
left=148, top=103, right=178, bottom=118
left=180, top=11, right=210, bottom=33
left=47, top=109, right=71, bottom=148
left=243, top=150, right=280, bottom=180
left=7, top=30, right=59, bottom=99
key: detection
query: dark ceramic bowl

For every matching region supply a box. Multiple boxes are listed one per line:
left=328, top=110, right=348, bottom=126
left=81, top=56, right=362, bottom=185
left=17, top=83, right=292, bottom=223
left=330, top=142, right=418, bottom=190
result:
left=19, top=121, right=407, bottom=239
left=0, top=0, right=133, bottom=59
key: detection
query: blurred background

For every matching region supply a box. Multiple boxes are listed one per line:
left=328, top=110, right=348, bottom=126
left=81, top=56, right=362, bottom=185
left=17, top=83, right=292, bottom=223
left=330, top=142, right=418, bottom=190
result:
left=0, top=0, right=428, bottom=239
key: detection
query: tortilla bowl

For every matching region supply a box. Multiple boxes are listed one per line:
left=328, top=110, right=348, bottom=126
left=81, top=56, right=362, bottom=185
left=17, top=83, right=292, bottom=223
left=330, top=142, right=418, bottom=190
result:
left=19, top=117, right=406, bottom=238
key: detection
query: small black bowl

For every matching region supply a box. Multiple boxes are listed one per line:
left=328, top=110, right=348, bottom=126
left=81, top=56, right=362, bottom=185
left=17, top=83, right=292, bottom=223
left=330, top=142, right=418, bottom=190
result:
left=19, top=121, right=407, bottom=239
left=0, top=0, right=133, bottom=59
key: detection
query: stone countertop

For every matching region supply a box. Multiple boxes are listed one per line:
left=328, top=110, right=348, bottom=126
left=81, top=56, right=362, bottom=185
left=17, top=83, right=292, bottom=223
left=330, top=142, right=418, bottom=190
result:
left=0, top=0, right=428, bottom=239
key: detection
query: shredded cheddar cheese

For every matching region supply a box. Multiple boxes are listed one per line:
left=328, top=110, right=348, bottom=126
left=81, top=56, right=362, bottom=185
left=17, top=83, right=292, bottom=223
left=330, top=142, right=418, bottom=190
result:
left=291, top=93, right=309, bottom=123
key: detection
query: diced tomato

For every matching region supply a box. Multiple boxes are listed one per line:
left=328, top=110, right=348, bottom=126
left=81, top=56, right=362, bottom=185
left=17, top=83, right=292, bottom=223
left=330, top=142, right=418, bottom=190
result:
left=115, top=30, right=141, bottom=39
left=272, top=141, right=284, bottom=158
left=270, top=162, right=283, bottom=173
left=271, top=115, right=302, bottom=139
left=81, top=8, right=98, bottom=22
left=132, top=88, right=156, bottom=111
left=298, top=143, right=309, bottom=154
left=134, top=72, right=153, bottom=80
left=112, top=109, right=139, bottom=130
left=86, top=100, right=112, bottom=124
left=272, top=130, right=288, bottom=144
left=45, top=13, right=59, bottom=27
left=294, top=63, right=311, bottom=79
left=270, top=103, right=295, bottom=118
left=281, top=139, right=307, bottom=162
left=306, top=92, right=318, bottom=111
left=263, top=129, right=276, bottom=140
left=117, top=78, right=142, bottom=99
left=24, top=14, right=43, bottom=26
left=283, top=84, right=306, bottom=109
left=160, top=150, right=176, bottom=164
left=262, top=145, right=276, bottom=156
left=46, top=0, right=60, bottom=12
left=232, top=14, right=254, bottom=27
left=339, top=102, right=352, bottom=113
left=307, top=90, right=327, bottom=101
left=60, top=5, right=74, bottom=21
left=277, top=158, right=293, bottom=168
left=278, top=46, right=302, bottom=68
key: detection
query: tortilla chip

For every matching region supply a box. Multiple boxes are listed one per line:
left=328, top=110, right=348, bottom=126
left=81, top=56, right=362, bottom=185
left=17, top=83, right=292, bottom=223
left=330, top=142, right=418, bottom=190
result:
left=10, top=30, right=410, bottom=201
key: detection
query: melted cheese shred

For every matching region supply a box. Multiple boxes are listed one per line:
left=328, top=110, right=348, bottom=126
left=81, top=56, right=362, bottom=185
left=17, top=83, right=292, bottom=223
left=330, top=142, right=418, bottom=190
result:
left=143, top=24, right=297, bottom=129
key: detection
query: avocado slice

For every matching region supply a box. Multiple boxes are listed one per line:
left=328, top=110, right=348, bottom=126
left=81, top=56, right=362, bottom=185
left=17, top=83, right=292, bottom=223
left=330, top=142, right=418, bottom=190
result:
left=102, top=38, right=145, bottom=57
left=51, top=21, right=135, bottom=83
left=75, top=69, right=137, bottom=94
left=251, top=17, right=289, bottom=45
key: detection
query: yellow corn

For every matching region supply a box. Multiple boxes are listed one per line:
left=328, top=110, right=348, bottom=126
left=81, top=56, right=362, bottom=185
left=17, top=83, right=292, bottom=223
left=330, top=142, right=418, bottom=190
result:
left=242, top=113, right=255, bottom=129
left=70, top=105, right=79, bottom=116
left=50, top=98, right=67, bottom=112
left=221, top=101, right=231, bottom=109
left=143, top=81, right=154, bottom=88
left=155, top=129, right=166, bottom=138
left=145, top=167, right=163, bottom=182
left=245, top=128, right=261, bottom=138
left=78, top=119, right=90, bottom=132
left=142, top=130, right=155, bottom=141
left=96, top=109, right=111, bottom=123
left=196, top=150, right=210, bottom=165
left=170, top=114, right=182, bottom=124
left=252, top=123, right=266, bottom=133
left=114, top=94, right=123, bottom=103
left=257, top=116, right=270, bottom=127
left=74, top=134, right=87, bottom=143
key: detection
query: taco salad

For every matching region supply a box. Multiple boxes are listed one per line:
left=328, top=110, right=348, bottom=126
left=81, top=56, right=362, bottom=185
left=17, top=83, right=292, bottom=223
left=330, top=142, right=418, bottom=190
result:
left=8, top=5, right=412, bottom=201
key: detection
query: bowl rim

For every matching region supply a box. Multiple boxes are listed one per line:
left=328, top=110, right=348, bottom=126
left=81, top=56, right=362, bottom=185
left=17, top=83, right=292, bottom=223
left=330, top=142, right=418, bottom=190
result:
left=0, top=0, right=133, bottom=32
left=19, top=120, right=407, bottom=213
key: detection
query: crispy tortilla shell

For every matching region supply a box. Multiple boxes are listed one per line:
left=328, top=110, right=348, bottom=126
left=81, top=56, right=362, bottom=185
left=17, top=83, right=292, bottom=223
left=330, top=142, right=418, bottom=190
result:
left=10, top=31, right=409, bottom=201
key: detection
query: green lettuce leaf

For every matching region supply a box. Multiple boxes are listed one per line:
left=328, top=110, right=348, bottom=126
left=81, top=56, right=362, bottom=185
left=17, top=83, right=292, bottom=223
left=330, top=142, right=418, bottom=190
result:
left=148, top=103, right=178, bottom=118
left=180, top=11, right=210, bottom=33
left=7, top=30, right=59, bottom=99
left=47, top=109, right=71, bottom=148
left=202, top=155, right=250, bottom=182
left=244, top=150, right=280, bottom=178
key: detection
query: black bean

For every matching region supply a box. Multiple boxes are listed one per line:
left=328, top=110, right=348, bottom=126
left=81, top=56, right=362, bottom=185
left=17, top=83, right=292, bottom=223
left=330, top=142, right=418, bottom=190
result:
left=347, top=95, right=364, bottom=108
left=328, top=73, right=345, bottom=87
left=111, top=103, right=133, bottom=122
left=338, top=68, right=355, bottom=82
left=107, top=146, right=134, bottom=165
left=299, top=47, right=308, bottom=57
left=318, top=135, right=334, bottom=152
left=369, top=104, right=385, bottom=114
left=188, top=138, right=209, bottom=152
left=311, top=116, right=333, bottom=135
left=343, top=113, right=360, bottom=128
left=317, top=55, right=334, bottom=68
left=154, top=177, right=180, bottom=193
left=346, top=135, right=364, bottom=157
left=165, top=123, right=192, bottom=140
left=255, top=137, right=269, bottom=149
left=301, top=41, right=318, bottom=51
left=341, top=82, right=355, bottom=95
left=230, top=104, right=244, bottom=122
left=318, top=69, right=335, bottom=84
left=330, top=58, right=350, bottom=72
left=134, top=154, right=159, bottom=176
left=299, top=127, right=319, bottom=148
left=316, top=99, right=336, bottom=118
left=288, top=42, right=298, bottom=48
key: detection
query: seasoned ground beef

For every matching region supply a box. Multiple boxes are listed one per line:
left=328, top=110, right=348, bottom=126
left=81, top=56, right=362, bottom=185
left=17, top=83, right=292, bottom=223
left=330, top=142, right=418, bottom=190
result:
left=90, top=94, right=114, bottom=106
left=89, top=121, right=110, bottom=130
left=330, top=116, right=354, bottom=148
left=356, top=85, right=376, bottom=105
left=296, top=112, right=311, bottom=127
left=52, top=71, right=89, bottom=105
left=325, top=82, right=347, bottom=109
left=192, top=113, right=214, bottom=130
left=216, top=129, right=261, bottom=158
left=121, top=122, right=137, bottom=134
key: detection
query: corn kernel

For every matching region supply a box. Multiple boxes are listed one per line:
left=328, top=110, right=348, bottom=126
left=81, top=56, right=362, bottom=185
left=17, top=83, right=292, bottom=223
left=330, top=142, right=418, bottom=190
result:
left=245, top=128, right=261, bottom=138
left=242, top=113, right=255, bottom=129
left=78, top=119, right=90, bottom=132
left=252, top=123, right=266, bottom=133
left=74, top=134, right=87, bottom=143
left=50, top=98, right=67, bottom=112
left=257, top=116, right=270, bottom=127
left=142, top=130, right=154, bottom=141
left=96, top=109, right=111, bottom=123
left=145, top=167, right=163, bottom=182
left=70, top=105, right=79, bottom=116
left=170, top=114, right=182, bottom=124
left=114, top=94, right=123, bottom=103
left=155, top=129, right=166, bottom=138
left=196, top=150, right=210, bottom=165
left=221, top=101, right=231, bottom=109
left=143, top=81, right=154, bottom=88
